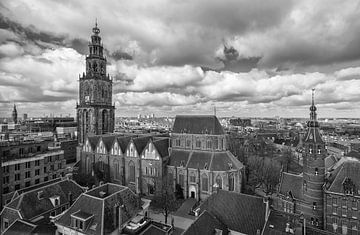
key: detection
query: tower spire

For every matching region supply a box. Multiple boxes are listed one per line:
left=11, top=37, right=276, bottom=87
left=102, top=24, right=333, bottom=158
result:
left=309, top=88, right=317, bottom=121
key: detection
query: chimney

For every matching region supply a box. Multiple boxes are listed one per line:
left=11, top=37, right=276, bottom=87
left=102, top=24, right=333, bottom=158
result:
left=263, top=197, right=270, bottom=222
left=118, top=205, right=123, bottom=233
left=285, top=223, right=290, bottom=233
left=99, top=191, right=106, bottom=198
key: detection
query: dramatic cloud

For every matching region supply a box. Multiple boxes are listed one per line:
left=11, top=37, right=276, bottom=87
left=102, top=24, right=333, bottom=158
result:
left=1, top=0, right=360, bottom=117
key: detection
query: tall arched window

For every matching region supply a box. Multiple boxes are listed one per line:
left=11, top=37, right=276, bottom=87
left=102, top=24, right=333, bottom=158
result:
left=129, top=161, right=135, bottom=183
left=201, top=173, right=208, bottom=192
left=114, top=160, right=120, bottom=179
left=86, top=157, right=91, bottom=174
left=216, top=175, right=222, bottom=189
left=228, top=173, right=235, bottom=191
left=102, top=110, right=108, bottom=132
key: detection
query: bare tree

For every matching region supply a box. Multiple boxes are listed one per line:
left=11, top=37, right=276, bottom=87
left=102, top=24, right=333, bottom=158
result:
left=151, top=174, right=177, bottom=224
left=247, top=155, right=281, bottom=195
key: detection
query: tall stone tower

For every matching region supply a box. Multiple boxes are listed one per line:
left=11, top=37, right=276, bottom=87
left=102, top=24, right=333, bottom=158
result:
left=12, top=104, right=17, bottom=124
left=302, top=89, right=325, bottom=228
left=77, top=21, right=115, bottom=143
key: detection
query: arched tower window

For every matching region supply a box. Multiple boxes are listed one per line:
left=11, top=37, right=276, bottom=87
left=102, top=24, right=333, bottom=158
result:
left=102, top=110, right=108, bottom=133
left=129, top=161, right=135, bottom=183
left=228, top=173, right=235, bottom=191
left=201, top=173, right=208, bottom=192
left=315, top=168, right=318, bottom=175
left=216, top=175, right=222, bottom=189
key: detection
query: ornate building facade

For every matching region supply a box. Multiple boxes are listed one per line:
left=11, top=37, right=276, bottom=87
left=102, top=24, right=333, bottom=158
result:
left=167, top=115, right=244, bottom=200
left=77, top=22, right=115, bottom=144
left=80, top=134, right=169, bottom=196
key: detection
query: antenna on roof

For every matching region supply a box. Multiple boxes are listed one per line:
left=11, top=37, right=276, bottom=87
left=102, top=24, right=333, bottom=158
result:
left=213, top=105, right=216, bottom=116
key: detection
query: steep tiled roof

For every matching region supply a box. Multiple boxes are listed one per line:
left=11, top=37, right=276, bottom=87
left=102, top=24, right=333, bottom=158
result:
left=56, top=194, right=103, bottom=235
left=101, top=135, right=117, bottom=152
left=327, top=160, right=360, bottom=194
left=117, top=136, right=132, bottom=153
left=153, top=138, right=169, bottom=158
left=199, top=190, right=266, bottom=234
left=346, top=150, right=360, bottom=160
left=168, top=149, right=191, bottom=167
left=88, top=135, right=101, bottom=149
left=133, top=136, right=152, bottom=155
left=3, top=219, right=36, bottom=235
left=187, top=151, right=212, bottom=169
left=183, top=210, right=227, bottom=235
left=304, top=126, right=324, bottom=144
left=325, top=155, right=338, bottom=170
left=6, top=179, right=84, bottom=220
left=279, top=172, right=303, bottom=200
left=211, top=151, right=244, bottom=171
left=169, top=149, right=244, bottom=171
left=172, top=115, right=224, bottom=135
left=262, top=210, right=301, bottom=235
left=56, top=184, right=142, bottom=235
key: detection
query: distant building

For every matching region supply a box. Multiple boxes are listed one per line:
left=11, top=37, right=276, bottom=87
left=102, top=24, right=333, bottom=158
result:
left=229, top=118, right=251, bottom=127
left=11, top=104, right=17, bottom=124
left=0, top=140, right=67, bottom=206
left=0, top=179, right=84, bottom=234
left=167, top=115, right=245, bottom=200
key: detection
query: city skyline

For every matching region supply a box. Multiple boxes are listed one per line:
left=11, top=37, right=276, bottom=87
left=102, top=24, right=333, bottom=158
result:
left=1, top=1, right=360, bottom=118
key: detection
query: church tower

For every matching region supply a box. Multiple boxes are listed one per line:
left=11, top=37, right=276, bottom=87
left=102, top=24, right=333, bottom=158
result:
left=77, top=21, right=115, bottom=143
left=302, top=89, right=325, bottom=228
left=12, top=104, right=17, bottom=124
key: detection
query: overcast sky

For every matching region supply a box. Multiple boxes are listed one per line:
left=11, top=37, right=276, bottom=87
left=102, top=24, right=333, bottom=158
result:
left=1, top=0, right=360, bottom=118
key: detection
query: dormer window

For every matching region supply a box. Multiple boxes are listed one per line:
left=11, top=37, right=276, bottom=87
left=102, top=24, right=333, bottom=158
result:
left=37, top=191, right=44, bottom=200
left=313, top=202, right=317, bottom=210
left=228, top=163, right=233, bottom=170
left=71, top=211, right=94, bottom=231
left=317, top=148, right=321, bottom=154
left=204, top=163, right=208, bottom=170
left=343, top=177, right=355, bottom=195
left=50, top=195, right=60, bottom=207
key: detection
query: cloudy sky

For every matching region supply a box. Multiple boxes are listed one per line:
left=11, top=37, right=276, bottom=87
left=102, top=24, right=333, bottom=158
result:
left=1, top=0, right=360, bottom=118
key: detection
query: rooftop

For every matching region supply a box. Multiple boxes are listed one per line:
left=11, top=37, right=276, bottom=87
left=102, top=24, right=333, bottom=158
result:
left=172, top=115, right=224, bottom=135
left=85, top=183, right=127, bottom=199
